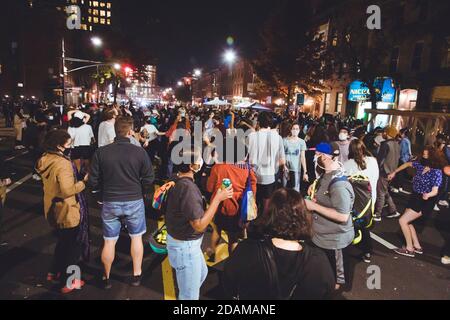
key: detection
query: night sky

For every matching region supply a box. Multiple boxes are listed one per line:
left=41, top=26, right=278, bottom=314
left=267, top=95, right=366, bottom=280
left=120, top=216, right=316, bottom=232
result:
left=117, top=0, right=278, bottom=85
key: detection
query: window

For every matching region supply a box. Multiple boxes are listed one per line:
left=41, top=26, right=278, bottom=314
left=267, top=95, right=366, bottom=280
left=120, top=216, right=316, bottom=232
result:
left=107, top=11, right=111, bottom=17
left=336, top=93, right=343, bottom=113
left=106, top=2, right=111, bottom=9
left=389, top=47, right=400, bottom=73
left=100, top=10, right=105, bottom=16
left=107, top=19, right=111, bottom=25
left=93, top=17, right=98, bottom=23
left=92, top=1, right=98, bottom=7
left=100, top=1, right=105, bottom=7
left=324, top=93, right=331, bottom=112
left=100, top=18, right=106, bottom=24
left=92, top=9, right=98, bottom=15
left=331, top=29, right=338, bottom=47
left=88, top=16, right=92, bottom=22
left=411, top=42, right=424, bottom=71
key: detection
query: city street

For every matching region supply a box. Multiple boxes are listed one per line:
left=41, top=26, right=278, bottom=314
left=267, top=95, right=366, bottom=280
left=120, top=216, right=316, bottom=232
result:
left=0, top=125, right=449, bottom=300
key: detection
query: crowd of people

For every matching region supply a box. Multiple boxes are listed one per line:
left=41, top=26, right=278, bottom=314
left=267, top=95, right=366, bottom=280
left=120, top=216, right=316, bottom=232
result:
left=0, top=99, right=449, bottom=299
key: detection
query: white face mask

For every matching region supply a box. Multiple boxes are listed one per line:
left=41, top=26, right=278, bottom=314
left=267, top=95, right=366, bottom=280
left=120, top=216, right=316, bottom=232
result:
left=192, top=158, right=204, bottom=173
left=339, top=133, right=348, bottom=141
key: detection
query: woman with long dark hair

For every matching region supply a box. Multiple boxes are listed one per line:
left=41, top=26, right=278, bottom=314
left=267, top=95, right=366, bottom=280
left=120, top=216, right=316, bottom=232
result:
left=388, top=146, right=444, bottom=258
left=344, top=139, right=379, bottom=263
left=223, top=188, right=334, bottom=300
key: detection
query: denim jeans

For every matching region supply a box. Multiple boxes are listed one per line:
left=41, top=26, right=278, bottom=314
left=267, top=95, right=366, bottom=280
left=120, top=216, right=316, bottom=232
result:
left=167, top=234, right=208, bottom=300
left=101, top=199, right=146, bottom=240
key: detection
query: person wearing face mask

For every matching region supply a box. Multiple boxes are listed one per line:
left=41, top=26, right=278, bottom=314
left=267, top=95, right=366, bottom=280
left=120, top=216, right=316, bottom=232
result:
left=388, top=146, right=443, bottom=258
left=36, top=130, right=89, bottom=293
left=140, top=115, right=166, bottom=162
left=165, top=148, right=233, bottom=300
left=282, top=123, right=308, bottom=192
left=89, top=116, right=155, bottom=289
left=333, top=127, right=352, bottom=164
left=305, top=142, right=355, bottom=291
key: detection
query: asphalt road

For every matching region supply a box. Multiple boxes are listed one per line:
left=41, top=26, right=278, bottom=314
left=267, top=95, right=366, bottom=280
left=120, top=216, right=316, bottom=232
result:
left=0, top=124, right=449, bottom=300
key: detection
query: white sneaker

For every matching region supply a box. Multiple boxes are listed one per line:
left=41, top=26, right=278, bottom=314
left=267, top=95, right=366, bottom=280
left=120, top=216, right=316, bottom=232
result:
left=441, top=256, right=450, bottom=265
left=386, top=212, right=401, bottom=219
left=32, top=174, right=41, bottom=181
left=438, top=200, right=449, bottom=207
left=433, top=204, right=440, bottom=212
left=390, top=187, right=399, bottom=193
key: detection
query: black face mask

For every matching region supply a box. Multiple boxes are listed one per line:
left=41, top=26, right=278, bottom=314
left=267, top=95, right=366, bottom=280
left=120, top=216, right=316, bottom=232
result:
left=420, top=158, right=430, bottom=167
left=63, top=148, right=71, bottom=157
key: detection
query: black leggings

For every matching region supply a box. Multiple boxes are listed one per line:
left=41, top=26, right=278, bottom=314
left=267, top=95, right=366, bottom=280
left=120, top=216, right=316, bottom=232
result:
left=319, top=245, right=354, bottom=291
left=51, top=227, right=81, bottom=286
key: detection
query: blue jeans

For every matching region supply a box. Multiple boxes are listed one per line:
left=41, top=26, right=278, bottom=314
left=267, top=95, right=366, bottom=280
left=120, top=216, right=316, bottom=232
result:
left=167, top=234, right=208, bottom=300
left=101, top=199, right=146, bottom=240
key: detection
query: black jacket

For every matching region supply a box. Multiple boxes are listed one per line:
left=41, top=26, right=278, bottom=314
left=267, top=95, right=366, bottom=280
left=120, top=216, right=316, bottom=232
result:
left=223, top=238, right=334, bottom=300
left=89, top=137, right=155, bottom=202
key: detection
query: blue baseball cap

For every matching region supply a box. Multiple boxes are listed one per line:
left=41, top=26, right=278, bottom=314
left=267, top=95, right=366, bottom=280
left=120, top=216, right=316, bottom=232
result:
left=316, top=142, right=340, bottom=157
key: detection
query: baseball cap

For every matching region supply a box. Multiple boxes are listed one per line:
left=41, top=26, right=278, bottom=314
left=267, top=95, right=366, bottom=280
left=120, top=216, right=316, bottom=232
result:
left=316, top=142, right=340, bottom=158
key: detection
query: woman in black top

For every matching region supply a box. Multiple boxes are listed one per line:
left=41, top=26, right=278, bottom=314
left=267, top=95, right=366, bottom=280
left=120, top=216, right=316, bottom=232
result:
left=223, top=188, right=335, bottom=300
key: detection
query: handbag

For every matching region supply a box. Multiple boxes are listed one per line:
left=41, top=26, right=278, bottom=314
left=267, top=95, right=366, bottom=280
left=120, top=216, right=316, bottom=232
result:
left=240, top=164, right=258, bottom=222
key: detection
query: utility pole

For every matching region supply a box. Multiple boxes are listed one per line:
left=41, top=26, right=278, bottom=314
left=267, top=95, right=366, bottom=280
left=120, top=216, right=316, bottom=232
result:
left=61, top=38, right=66, bottom=106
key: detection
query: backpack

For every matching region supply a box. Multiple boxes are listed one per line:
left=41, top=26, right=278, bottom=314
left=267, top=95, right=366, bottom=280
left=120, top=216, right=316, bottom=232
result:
left=311, top=173, right=374, bottom=245
left=152, top=181, right=176, bottom=214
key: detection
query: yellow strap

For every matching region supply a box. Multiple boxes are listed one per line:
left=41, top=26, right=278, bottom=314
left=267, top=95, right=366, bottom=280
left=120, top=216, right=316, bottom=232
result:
left=353, top=199, right=372, bottom=220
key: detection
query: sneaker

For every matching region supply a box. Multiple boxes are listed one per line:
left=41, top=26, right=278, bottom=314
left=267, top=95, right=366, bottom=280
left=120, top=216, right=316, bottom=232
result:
left=373, top=215, right=382, bottom=222
left=102, top=276, right=112, bottom=290
left=399, top=188, right=412, bottom=195
left=32, top=174, right=41, bottom=181
left=386, top=212, right=401, bottom=219
left=441, top=256, right=450, bottom=265
left=363, top=253, right=372, bottom=263
left=61, top=279, right=85, bottom=294
left=130, top=274, right=142, bottom=287
left=433, top=205, right=440, bottom=212
left=414, top=247, right=423, bottom=255
left=438, top=200, right=449, bottom=207
left=394, top=248, right=415, bottom=258
left=390, top=187, right=399, bottom=193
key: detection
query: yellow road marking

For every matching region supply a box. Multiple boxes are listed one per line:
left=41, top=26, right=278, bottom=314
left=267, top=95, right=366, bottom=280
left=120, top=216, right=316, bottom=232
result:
left=159, top=218, right=176, bottom=300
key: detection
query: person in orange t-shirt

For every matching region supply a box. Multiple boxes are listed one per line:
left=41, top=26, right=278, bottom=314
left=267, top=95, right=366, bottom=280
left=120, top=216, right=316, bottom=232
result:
left=206, top=138, right=257, bottom=260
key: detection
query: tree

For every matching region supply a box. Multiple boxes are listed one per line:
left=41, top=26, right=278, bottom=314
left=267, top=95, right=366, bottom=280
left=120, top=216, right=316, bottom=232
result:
left=326, top=1, right=394, bottom=110
left=252, top=0, right=331, bottom=104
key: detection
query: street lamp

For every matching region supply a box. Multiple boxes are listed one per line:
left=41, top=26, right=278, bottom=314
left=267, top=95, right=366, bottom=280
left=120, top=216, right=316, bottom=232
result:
left=91, top=37, right=103, bottom=47
left=177, top=81, right=183, bottom=87
left=223, top=49, right=237, bottom=64
left=114, top=63, right=121, bottom=70
left=194, top=69, right=202, bottom=77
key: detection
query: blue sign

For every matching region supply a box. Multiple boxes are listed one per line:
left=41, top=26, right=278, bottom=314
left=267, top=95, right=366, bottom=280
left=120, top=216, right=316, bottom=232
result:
left=348, top=78, right=396, bottom=103
left=374, top=77, right=396, bottom=103
left=348, top=81, right=370, bottom=102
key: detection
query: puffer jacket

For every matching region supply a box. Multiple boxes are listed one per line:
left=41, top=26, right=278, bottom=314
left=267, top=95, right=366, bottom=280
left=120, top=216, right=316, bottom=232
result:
left=36, top=152, right=85, bottom=229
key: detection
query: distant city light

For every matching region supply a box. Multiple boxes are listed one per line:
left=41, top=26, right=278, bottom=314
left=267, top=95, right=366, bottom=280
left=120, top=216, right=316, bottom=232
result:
left=31, top=96, right=36, bottom=99
left=177, top=81, right=183, bottom=87
left=17, top=83, right=24, bottom=88
left=194, top=69, right=202, bottom=77
left=223, top=49, right=237, bottom=64
left=91, top=37, right=103, bottom=47
left=20, top=95, right=25, bottom=99
left=4, top=95, right=9, bottom=98
left=113, top=63, right=121, bottom=70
